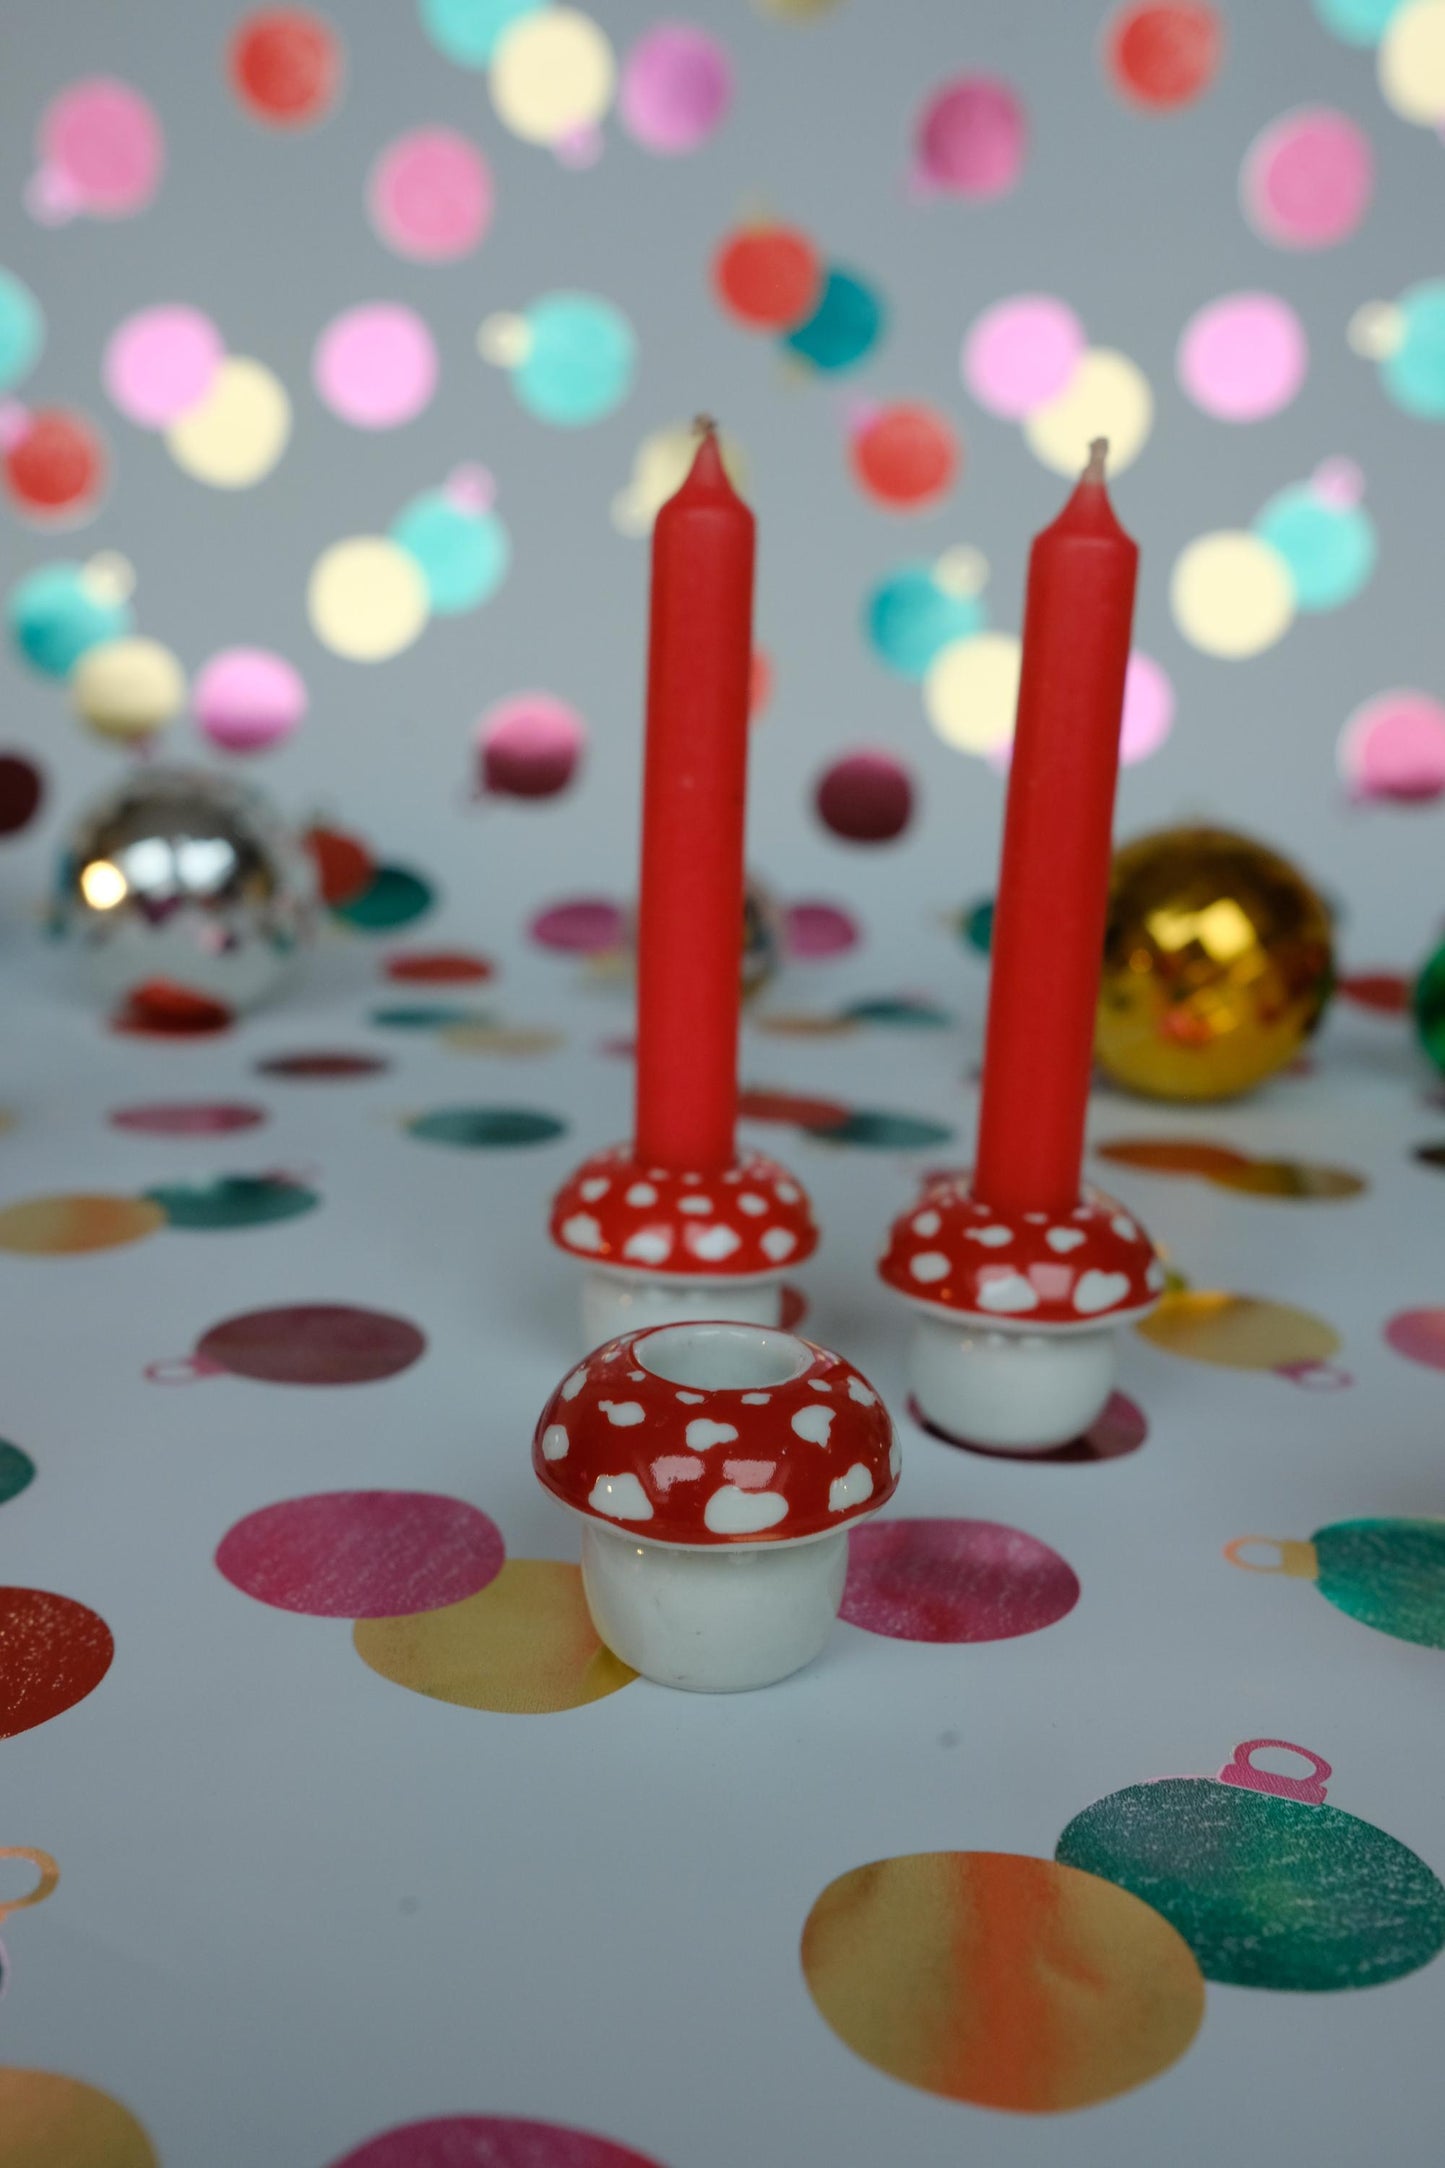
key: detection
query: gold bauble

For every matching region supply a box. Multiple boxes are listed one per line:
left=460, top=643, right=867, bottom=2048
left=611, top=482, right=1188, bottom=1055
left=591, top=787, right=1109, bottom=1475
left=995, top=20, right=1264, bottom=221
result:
left=1096, top=826, right=1333, bottom=1101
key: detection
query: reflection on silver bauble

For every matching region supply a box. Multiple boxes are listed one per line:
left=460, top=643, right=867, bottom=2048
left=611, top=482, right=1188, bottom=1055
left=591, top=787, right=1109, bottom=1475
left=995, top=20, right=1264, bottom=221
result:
left=742, top=874, right=783, bottom=1000
left=52, top=766, right=316, bottom=1012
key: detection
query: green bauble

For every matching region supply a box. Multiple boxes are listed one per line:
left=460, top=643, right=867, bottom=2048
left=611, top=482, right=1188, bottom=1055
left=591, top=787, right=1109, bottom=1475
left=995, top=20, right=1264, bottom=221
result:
left=1412, top=939, right=1445, bottom=1073
left=1314, top=1518, right=1445, bottom=1647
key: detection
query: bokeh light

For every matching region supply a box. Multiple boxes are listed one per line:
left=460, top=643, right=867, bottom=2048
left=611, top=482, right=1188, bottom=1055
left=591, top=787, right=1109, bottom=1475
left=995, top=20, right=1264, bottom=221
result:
left=1177, top=292, right=1307, bottom=420
left=193, top=648, right=308, bottom=754
left=489, top=7, right=616, bottom=155
left=391, top=477, right=511, bottom=612
left=314, top=304, right=437, bottom=428
left=368, top=128, right=492, bottom=260
left=34, top=78, right=164, bottom=220
left=913, top=74, right=1026, bottom=197
left=783, top=267, right=885, bottom=371
left=478, top=692, right=587, bottom=797
left=612, top=420, right=746, bottom=533
left=1120, top=651, right=1176, bottom=763
left=962, top=295, right=1085, bottom=418
left=1254, top=468, right=1376, bottom=612
left=1339, top=689, right=1445, bottom=803
left=712, top=223, right=821, bottom=330
left=1377, top=281, right=1445, bottom=415
left=71, top=635, right=186, bottom=741
left=1022, top=348, right=1153, bottom=475
left=850, top=401, right=959, bottom=509
left=1315, top=0, right=1406, bottom=40
left=865, top=559, right=986, bottom=677
left=1170, top=530, right=1296, bottom=656
left=104, top=305, right=224, bottom=428
left=8, top=558, right=133, bottom=677
left=815, top=749, right=915, bottom=842
left=3, top=408, right=107, bottom=523
left=1105, top=3, right=1223, bottom=107
left=1378, top=0, right=1445, bottom=122
left=0, top=269, right=44, bottom=392
left=165, top=356, right=291, bottom=486
left=619, top=24, right=733, bottom=153
left=481, top=292, right=635, bottom=424
left=924, top=631, right=1023, bottom=754
left=420, top=0, right=543, bottom=65
left=229, top=10, right=343, bottom=125
left=308, top=536, right=430, bottom=660
left=1242, top=108, right=1373, bottom=249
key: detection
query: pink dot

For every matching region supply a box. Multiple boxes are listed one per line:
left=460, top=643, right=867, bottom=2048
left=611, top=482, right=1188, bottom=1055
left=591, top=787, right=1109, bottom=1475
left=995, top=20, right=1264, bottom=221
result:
left=962, top=295, right=1085, bottom=418
left=478, top=692, right=586, bottom=799
left=1385, top=1309, right=1445, bottom=1371
left=1339, top=690, right=1445, bottom=805
left=1242, top=107, right=1374, bottom=250
left=110, top=1101, right=268, bottom=1136
left=528, top=897, right=627, bottom=953
left=326, top=2118, right=667, bottom=2168
left=193, top=647, right=308, bottom=754
left=103, top=306, right=225, bottom=428
left=619, top=24, right=734, bottom=154
left=313, top=304, right=438, bottom=428
left=914, top=75, right=1027, bottom=199
left=815, top=749, right=915, bottom=843
left=1120, top=651, right=1175, bottom=765
left=368, top=128, right=492, bottom=262
left=782, top=900, right=859, bottom=958
left=1177, top=292, right=1307, bottom=420
left=842, top=1518, right=1080, bottom=1642
left=215, top=1490, right=504, bottom=1616
left=38, top=78, right=164, bottom=217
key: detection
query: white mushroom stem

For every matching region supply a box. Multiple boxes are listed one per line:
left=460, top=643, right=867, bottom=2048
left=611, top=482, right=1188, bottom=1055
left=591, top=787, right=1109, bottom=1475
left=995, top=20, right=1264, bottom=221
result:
left=908, top=1309, right=1121, bottom=1452
left=580, top=1266, right=785, bottom=1347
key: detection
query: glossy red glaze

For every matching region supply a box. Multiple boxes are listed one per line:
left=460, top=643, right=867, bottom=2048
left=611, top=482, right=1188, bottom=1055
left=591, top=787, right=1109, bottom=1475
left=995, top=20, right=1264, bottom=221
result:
left=550, top=1143, right=817, bottom=1279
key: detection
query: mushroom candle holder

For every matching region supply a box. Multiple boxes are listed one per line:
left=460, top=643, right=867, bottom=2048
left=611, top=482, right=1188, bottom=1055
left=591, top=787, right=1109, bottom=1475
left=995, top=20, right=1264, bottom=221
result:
left=879, top=1176, right=1164, bottom=1450
left=532, top=1321, right=898, bottom=1691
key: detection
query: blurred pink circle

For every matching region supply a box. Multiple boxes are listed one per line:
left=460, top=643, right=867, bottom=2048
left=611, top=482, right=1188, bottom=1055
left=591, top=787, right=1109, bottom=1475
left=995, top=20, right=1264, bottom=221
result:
left=1242, top=107, right=1373, bottom=250
left=783, top=900, right=860, bottom=958
left=103, top=305, right=225, bottom=428
left=193, top=647, right=308, bottom=754
left=815, top=749, right=915, bottom=843
left=478, top=692, right=586, bottom=798
left=529, top=897, right=627, bottom=953
left=619, top=24, right=734, bottom=153
left=368, top=128, right=493, bottom=261
left=38, top=78, right=164, bottom=216
left=1338, top=690, right=1445, bottom=804
left=915, top=75, right=1026, bottom=198
left=1177, top=292, right=1307, bottom=419
left=962, top=294, right=1085, bottom=417
left=216, top=1491, right=504, bottom=1616
left=1120, top=651, right=1175, bottom=764
left=313, top=303, right=437, bottom=427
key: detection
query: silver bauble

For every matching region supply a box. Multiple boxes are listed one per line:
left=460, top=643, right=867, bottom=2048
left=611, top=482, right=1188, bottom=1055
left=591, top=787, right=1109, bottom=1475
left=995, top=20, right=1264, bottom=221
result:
left=52, top=766, right=316, bottom=1012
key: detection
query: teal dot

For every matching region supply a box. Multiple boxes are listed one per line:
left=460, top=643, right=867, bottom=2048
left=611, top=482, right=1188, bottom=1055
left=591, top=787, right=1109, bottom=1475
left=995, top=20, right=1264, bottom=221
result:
left=807, top=1109, right=955, bottom=1149
left=418, top=0, right=542, bottom=64
left=0, top=1442, right=35, bottom=1506
left=513, top=295, right=637, bottom=427
left=391, top=492, right=510, bottom=614
left=407, top=1105, right=567, bottom=1147
left=144, top=1177, right=319, bottom=1230
left=8, top=562, right=133, bottom=678
left=865, top=565, right=984, bottom=678
left=1313, top=0, right=1405, bottom=42
left=961, top=897, right=994, bottom=956
left=333, top=866, right=436, bottom=931
left=1254, top=487, right=1377, bottom=612
left=1383, top=283, right=1445, bottom=420
left=842, top=998, right=953, bottom=1029
left=783, top=269, right=885, bottom=373
left=370, top=1004, right=487, bottom=1030
left=0, top=268, right=43, bottom=393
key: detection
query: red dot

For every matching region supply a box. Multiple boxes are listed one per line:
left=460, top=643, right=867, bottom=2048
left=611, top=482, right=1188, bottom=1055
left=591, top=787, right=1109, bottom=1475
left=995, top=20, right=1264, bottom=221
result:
left=112, top=981, right=234, bottom=1036
left=749, top=649, right=773, bottom=719
left=711, top=225, right=822, bottom=332
left=0, top=1588, right=114, bottom=1739
left=229, top=9, right=342, bottom=126
left=815, top=750, right=915, bottom=844
left=851, top=402, right=959, bottom=510
left=0, top=755, right=43, bottom=837
left=5, top=409, right=106, bottom=520
left=303, top=824, right=374, bottom=906
left=1107, top=3, right=1223, bottom=109
left=384, top=950, right=495, bottom=984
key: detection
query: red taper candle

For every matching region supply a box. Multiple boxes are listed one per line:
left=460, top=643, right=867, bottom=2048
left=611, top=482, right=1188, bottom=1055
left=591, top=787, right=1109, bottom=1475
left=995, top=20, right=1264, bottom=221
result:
left=634, top=422, right=756, bottom=1172
left=972, top=440, right=1139, bottom=1217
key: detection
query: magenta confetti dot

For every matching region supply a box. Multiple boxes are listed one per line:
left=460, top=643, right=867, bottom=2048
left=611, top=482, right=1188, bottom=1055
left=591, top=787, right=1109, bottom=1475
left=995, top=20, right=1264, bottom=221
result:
left=962, top=294, right=1085, bottom=419
left=192, top=1303, right=426, bottom=1386
left=1177, top=292, right=1307, bottom=420
left=110, top=1101, right=268, bottom=1136
left=257, top=1051, right=388, bottom=1078
left=216, top=1490, right=504, bottom=1616
left=528, top=897, right=627, bottom=953
left=914, top=74, right=1026, bottom=199
left=783, top=900, right=860, bottom=958
left=103, top=305, right=224, bottom=428
left=1385, top=1308, right=1445, bottom=1370
left=619, top=24, right=734, bottom=154
left=38, top=77, right=165, bottom=217
left=193, top=647, right=307, bottom=754
left=313, top=304, right=438, bottom=428
left=1120, top=651, right=1175, bottom=765
left=1242, top=107, right=1373, bottom=250
left=478, top=692, right=586, bottom=798
left=815, top=749, right=915, bottom=843
left=369, top=127, right=493, bottom=261
left=1339, top=691, right=1445, bottom=804
left=326, top=2119, right=668, bottom=2168
left=842, top=1518, right=1080, bottom=1642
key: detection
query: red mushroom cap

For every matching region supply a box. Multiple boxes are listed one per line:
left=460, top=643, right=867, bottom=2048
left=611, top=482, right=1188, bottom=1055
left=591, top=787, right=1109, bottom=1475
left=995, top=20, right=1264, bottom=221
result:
left=533, top=1322, right=897, bottom=1546
left=549, top=1144, right=818, bottom=1279
left=878, top=1175, right=1163, bottom=1328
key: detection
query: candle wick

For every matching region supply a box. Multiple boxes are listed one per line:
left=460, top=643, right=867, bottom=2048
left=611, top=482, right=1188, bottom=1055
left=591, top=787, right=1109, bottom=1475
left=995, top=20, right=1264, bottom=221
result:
left=1083, top=437, right=1109, bottom=483
left=693, top=413, right=719, bottom=438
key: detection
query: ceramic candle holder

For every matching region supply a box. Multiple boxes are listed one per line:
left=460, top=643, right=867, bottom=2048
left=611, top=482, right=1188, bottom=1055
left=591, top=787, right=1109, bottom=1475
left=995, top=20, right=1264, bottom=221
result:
left=532, top=1320, right=898, bottom=1692
left=878, top=1176, right=1164, bottom=1451
left=549, top=1145, right=819, bottom=1346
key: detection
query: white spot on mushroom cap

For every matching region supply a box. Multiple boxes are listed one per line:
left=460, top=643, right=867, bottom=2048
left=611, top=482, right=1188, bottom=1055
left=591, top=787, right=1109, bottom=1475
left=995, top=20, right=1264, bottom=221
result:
left=678, top=1195, right=714, bottom=1215
left=741, top=1391, right=770, bottom=1405
left=1024, top=1212, right=1047, bottom=1223
left=738, top=1193, right=767, bottom=1216
left=624, top=1229, right=673, bottom=1266
left=828, top=1463, right=874, bottom=1513
left=847, top=1376, right=877, bottom=1406
left=808, top=1380, right=832, bottom=1392
left=676, top=1391, right=704, bottom=1404
left=1112, top=1215, right=1139, bottom=1242
left=579, top=1177, right=610, bottom=1202
left=761, top=1227, right=796, bottom=1262
left=791, top=1404, right=833, bottom=1446
left=626, top=1182, right=658, bottom=1207
left=704, top=1485, right=789, bottom=1535
left=541, top=1423, right=570, bottom=1461
left=561, top=1213, right=604, bottom=1253
left=681, top=1173, right=702, bottom=1185
left=1046, top=1227, right=1087, bottom=1254
left=685, top=1419, right=738, bottom=1451
left=909, top=1252, right=951, bottom=1284
left=776, top=1182, right=801, bottom=1203
left=1073, top=1269, right=1132, bottom=1315
left=976, top=1272, right=1039, bottom=1314
left=889, top=1436, right=902, bottom=1481
left=560, top=1368, right=587, bottom=1401
left=964, top=1225, right=1013, bottom=1247
left=912, top=1210, right=942, bottom=1237
left=599, top=1399, right=645, bottom=1426
left=688, top=1224, right=741, bottom=1263
left=1146, top=1260, right=1166, bottom=1292
left=589, top=1473, right=653, bottom=1521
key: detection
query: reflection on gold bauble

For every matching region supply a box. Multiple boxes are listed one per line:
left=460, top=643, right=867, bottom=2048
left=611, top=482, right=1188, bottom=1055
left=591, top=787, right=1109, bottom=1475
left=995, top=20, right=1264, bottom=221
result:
left=1096, top=827, right=1333, bottom=1101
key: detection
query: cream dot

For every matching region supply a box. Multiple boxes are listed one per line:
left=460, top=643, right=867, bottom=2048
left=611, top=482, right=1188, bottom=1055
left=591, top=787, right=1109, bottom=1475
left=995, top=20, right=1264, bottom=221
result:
left=924, top=632, right=1023, bottom=756
left=1022, top=348, right=1153, bottom=476
left=1170, top=530, right=1295, bottom=658
left=308, top=536, right=429, bottom=662
left=166, top=356, right=291, bottom=488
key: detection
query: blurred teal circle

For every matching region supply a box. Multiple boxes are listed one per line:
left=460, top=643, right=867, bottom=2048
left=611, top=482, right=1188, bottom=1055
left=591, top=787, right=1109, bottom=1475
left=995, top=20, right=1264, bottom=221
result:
left=391, top=491, right=511, bottom=613
left=1313, top=0, right=1405, bottom=43
left=0, top=268, right=43, bottom=393
left=8, top=562, right=134, bottom=678
left=783, top=268, right=885, bottom=373
left=1254, top=487, right=1377, bottom=613
left=1383, top=283, right=1445, bottom=420
left=418, top=0, right=543, bottom=65
left=865, top=565, right=984, bottom=678
left=512, top=294, right=637, bottom=427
